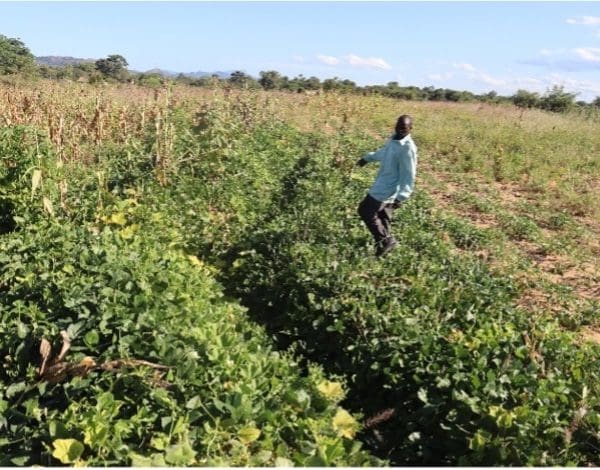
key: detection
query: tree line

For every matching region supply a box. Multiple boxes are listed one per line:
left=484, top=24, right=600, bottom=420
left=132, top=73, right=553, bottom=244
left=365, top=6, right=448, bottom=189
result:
left=2, top=33, right=599, bottom=114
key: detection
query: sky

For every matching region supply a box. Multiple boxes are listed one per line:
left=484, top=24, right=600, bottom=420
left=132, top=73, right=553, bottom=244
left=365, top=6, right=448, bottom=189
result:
left=1, top=1, right=600, bottom=101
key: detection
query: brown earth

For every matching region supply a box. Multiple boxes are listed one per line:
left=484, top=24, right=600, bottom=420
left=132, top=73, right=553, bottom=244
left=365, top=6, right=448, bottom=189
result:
left=420, top=165, right=600, bottom=311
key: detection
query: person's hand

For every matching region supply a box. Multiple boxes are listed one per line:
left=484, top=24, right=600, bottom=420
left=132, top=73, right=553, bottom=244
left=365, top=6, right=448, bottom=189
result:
left=356, top=158, right=367, bottom=167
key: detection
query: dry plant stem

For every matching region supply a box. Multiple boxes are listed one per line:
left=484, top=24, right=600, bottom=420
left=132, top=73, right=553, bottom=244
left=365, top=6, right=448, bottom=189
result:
left=36, top=330, right=171, bottom=384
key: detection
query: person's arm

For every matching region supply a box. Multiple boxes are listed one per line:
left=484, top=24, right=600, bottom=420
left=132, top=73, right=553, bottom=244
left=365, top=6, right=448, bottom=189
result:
left=394, top=146, right=417, bottom=201
left=356, top=142, right=388, bottom=166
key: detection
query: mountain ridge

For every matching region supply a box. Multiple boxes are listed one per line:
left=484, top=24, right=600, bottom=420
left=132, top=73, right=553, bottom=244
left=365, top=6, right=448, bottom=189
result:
left=36, top=56, right=95, bottom=67
left=35, top=56, right=233, bottom=79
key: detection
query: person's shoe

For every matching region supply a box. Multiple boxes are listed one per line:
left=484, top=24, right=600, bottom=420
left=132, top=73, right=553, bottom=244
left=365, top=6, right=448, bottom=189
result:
left=376, top=237, right=397, bottom=258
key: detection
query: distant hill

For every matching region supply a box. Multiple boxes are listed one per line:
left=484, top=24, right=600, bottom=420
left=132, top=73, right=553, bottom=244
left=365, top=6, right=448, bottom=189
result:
left=143, top=68, right=234, bottom=79
left=35, top=57, right=234, bottom=79
left=36, top=56, right=95, bottom=67
left=189, top=70, right=234, bottom=79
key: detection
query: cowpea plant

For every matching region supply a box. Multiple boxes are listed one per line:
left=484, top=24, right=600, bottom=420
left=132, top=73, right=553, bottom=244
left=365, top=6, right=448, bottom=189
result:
left=0, top=127, right=380, bottom=466
left=159, top=122, right=600, bottom=465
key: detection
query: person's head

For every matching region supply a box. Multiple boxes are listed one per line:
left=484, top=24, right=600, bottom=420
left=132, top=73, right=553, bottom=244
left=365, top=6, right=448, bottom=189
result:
left=395, top=115, right=413, bottom=139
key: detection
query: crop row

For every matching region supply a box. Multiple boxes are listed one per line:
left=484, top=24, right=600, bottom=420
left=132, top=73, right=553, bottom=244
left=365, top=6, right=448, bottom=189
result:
left=0, top=125, right=379, bottom=466
left=3, top=91, right=599, bottom=466
left=153, top=112, right=600, bottom=465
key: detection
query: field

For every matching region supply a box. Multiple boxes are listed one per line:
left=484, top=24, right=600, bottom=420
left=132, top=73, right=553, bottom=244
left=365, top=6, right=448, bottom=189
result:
left=1, top=78, right=599, bottom=466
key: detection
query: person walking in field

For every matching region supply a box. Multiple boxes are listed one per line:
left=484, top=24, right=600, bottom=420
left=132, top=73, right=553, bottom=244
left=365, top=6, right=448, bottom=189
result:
left=356, top=115, right=417, bottom=257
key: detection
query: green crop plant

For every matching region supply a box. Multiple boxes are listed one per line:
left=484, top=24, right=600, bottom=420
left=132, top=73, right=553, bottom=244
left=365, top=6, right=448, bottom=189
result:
left=1, top=78, right=599, bottom=466
left=0, top=207, right=380, bottom=466
left=155, top=118, right=600, bottom=465
left=497, top=213, right=541, bottom=242
left=0, top=127, right=380, bottom=466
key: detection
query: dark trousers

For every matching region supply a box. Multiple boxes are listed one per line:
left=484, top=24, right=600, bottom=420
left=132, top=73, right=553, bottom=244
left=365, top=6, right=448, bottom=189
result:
left=358, top=194, right=399, bottom=246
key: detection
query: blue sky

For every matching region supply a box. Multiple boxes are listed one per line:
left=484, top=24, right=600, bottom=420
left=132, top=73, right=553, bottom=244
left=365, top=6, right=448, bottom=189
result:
left=1, top=2, right=600, bottom=100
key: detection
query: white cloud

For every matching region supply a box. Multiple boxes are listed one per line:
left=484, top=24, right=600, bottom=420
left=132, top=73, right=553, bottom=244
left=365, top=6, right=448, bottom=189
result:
left=450, top=63, right=507, bottom=87
left=499, top=73, right=600, bottom=101
left=293, top=55, right=305, bottom=63
left=315, top=54, right=392, bottom=70
left=453, top=62, right=477, bottom=72
left=428, top=61, right=548, bottom=93
left=566, top=16, right=600, bottom=25
left=317, top=54, right=340, bottom=66
left=427, top=72, right=454, bottom=81
left=461, top=68, right=545, bottom=93
left=523, top=47, right=600, bottom=70
left=449, top=63, right=507, bottom=86
left=544, top=74, right=600, bottom=98
left=574, top=47, right=600, bottom=62
left=429, top=63, right=506, bottom=87
left=512, top=77, right=544, bottom=87
left=474, top=73, right=600, bottom=101
left=345, top=54, right=392, bottom=70
left=422, top=60, right=600, bottom=101
left=477, top=73, right=506, bottom=87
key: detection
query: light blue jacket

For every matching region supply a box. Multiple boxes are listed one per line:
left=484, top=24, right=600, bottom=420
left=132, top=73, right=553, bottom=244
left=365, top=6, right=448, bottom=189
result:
left=363, top=134, right=417, bottom=203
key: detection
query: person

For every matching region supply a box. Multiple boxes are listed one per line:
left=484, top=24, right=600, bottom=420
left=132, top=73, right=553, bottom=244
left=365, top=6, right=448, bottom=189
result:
left=356, top=115, right=418, bottom=257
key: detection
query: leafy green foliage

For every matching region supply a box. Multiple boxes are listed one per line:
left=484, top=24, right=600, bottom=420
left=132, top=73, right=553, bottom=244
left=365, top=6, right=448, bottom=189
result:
left=155, top=117, right=600, bottom=465
left=0, top=34, right=36, bottom=76
left=0, top=128, right=378, bottom=466
left=512, top=89, right=541, bottom=109
left=95, top=54, right=129, bottom=82
left=1, top=85, right=599, bottom=467
left=540, top=86, right=578, bottom=113
left=0, top=209, right=377, bottom=465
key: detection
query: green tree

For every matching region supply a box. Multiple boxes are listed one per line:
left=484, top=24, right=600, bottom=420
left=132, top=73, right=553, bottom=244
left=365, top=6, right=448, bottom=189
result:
left=228, top=70, right=258, bottom=89
left=430, top=88, right=447, bottom=101
left=71, top=62, right=96, bottom=82
left=397, top=87, right=422, bottom=101
left=95, top=54, right=129, bottom=81
left=189, top=76, right=216, bottom=87
left=443, top=89, right=474, bottom=102
left=138, top=72, right=164, bottom=88
left=483, top=90, right=499, bottom=103
left=511, top=89, right=541, bottom=109
left=340, top=79, right=357, bottom=93
left=305, top=76, right=321, bottom=91
left=0, top=34, right=36, bottom=75
left=294, top=74, right=319, bottom=92
left=174, top=73, right=194, bottom=86
left=55, top=65, right=74, bottom=80
left=591, top=96, right=600, bottom=108
left=421, top=86, right=435, bottom=100
left=38, top=65, right=55, bottom=79
left=540, top=85, right=577, bottom=113
left=323, top=77, right=356, bottom=91
left=258, top=70, right=284, bottom=90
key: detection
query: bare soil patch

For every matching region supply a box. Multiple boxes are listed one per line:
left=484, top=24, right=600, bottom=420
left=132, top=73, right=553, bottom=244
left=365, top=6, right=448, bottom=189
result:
left=580, top=327, right=600, bottom=346
left=421, top=167, right=600, bottom=305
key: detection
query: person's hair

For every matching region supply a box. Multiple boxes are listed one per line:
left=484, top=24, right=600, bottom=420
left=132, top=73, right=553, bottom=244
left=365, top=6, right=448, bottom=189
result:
left=395, top=115, right=412, bottom=135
